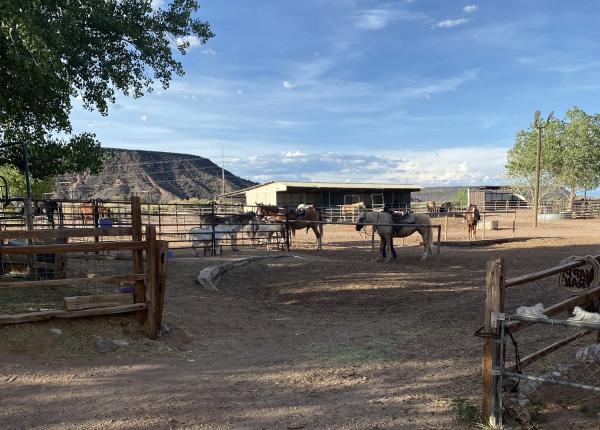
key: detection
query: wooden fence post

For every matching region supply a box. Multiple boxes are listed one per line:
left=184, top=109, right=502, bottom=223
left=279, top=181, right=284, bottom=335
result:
left=146, top=224, right=158, bottom=339
left=482, top=257, right=505, bottom=423
left=444, top=214, right=449, bottom=242
left=482, top=212, right=486, bottom=240
left=154, top=240, right=169, bottom=330
left=512, top=210, right=516, bottom=238
left=130, top=196, right=145, bottom=324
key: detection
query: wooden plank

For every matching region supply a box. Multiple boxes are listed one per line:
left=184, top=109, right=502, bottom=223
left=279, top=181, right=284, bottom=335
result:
left=505, top=257, right=598, bottom=288
left=154, top=240, right=169, bottom=329
left=510, top=330, right=591, bottom=371
left=130, top=196, right=145, bottom=324
left=65, top=293, right=133, bottom=311
left=0, top=274, right=146, bottom=290
left=146, top=225, right=158, bottom=339
left=0, top=241, right=145, bottom=255
left=509, top=285, right=600, bottom=333
left=0, top=303, right=146, bottom=324
left=0, top=227, right=133, bottom=241
left=482, top=257, right=504, bottom=423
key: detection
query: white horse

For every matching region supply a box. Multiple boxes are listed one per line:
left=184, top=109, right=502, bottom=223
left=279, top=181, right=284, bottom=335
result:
left=189, top=224, right=247, bottom=256
left=355, top=210, right=434, bottom=262
left=246, top=218, right=286, bottom=250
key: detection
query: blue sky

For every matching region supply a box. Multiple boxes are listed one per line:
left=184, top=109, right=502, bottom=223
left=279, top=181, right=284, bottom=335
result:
left=70, top=0, right=600, bottom=186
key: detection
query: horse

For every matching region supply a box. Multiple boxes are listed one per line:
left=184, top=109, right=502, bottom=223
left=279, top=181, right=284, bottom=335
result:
left=189, top=225, right=238, bottom=256
left=3, top=199, right=61, bottom=229
left=426, top=201, right=437, bottom=214
left=355, top=210, right=434, bottom=262
left=341, top=202, right=365, bottom=218
left=464, top=204, right=480, bottom=240
left=196, top=211, right=255, bottom=252
left=80, top=199, right=111, bottom=225
left=256, top=203, right=323, bottom=250
left=245, top=217, right=286, bottom=250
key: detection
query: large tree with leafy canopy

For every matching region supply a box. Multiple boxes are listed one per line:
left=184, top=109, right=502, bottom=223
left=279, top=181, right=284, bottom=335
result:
left=0, top=0, right=213, bottom=180
left=506, top=107, right=600, bottom=205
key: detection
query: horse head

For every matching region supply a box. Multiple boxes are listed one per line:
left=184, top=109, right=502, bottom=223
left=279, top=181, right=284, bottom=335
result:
left=355, top=210, right=368, bottom=231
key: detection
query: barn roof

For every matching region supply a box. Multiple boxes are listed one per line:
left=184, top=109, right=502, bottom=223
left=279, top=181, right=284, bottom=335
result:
left=220, top=180, right=421, bottom=198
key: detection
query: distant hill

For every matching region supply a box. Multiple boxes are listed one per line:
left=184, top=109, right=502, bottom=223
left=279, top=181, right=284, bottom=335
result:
left=57, top=148, right=256, bottom=202
left=412, top=186, right=465, bottom=203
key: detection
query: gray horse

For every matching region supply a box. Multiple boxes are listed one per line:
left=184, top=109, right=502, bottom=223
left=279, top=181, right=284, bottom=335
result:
left=198, top=211, right=255, bottom=251
left=355, top=210, right=434, bottom=262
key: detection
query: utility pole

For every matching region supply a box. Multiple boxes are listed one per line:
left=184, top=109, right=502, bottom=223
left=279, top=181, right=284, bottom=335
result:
left=533, top=110, right=554, bottom=227
left=22, top=142, right=32, bottom=199
left=221, top=144, right=225, bottom=198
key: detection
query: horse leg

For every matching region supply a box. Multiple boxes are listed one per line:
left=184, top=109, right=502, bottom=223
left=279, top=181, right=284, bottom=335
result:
left=376, top=236, right=385, bottom=262
left=311, top=224, right=321, bottom=251
left=385, top=234, right=393, bottom=263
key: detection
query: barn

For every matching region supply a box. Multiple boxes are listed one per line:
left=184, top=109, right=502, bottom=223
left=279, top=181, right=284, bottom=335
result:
left=221, top=181, right=421, bottom=210
left=467, top=186, right=526, bottom=211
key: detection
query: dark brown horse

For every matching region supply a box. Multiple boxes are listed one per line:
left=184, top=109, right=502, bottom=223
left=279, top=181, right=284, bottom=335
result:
left=256, top=204, right=323, bottom=250
left=464, top=204, right=480, bottom=240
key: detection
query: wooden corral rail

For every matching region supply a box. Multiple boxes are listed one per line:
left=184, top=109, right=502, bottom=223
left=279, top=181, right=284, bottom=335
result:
left=0, top=197, right=168, bottom=339
left=481, top=255, right=600, bottom=423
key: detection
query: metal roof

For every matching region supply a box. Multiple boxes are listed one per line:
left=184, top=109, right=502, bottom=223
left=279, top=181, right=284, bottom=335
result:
left=220, top=180, right=421, bottom=197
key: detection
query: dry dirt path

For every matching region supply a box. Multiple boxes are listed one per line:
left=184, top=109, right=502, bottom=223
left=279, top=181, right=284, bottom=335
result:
left=1, top=219, right=600, bottom=429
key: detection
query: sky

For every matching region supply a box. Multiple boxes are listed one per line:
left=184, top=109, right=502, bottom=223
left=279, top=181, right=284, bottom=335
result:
left=70, top=0, right=600, bottom=187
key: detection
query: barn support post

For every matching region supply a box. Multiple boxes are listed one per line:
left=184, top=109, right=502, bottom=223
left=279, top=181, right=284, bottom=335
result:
left=130, top=196, right=145, bottom=324
left=482, top=257, right=505, bottom=424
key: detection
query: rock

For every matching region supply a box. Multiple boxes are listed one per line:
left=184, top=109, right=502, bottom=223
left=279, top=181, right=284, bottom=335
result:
left=112, top=338, right=130, bottom=347
left=96, top=338, right=119, bottom=353
left=49, top=328, right=62, bottom=335
left=159, top=324, right=171, bottom=335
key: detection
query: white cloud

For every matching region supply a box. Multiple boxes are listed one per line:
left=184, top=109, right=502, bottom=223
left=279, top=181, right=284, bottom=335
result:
left=283, top=150, right=307, bottom=158
left=437, top=18, right=469, bottom=28
left=200, top=48, right=216, bottom=55
left=283, top=81, right=297, bottom=89
left=175, top=35, right=201, bottom=49
left=463, top=5, right=478, bottom=14
left=150, top=0, right=165, bottom=10
left=140, top=115, right=148, bottom=122
left=228, top=147, right=508, bottom=186
left=353, top=7, right=427, bottom=31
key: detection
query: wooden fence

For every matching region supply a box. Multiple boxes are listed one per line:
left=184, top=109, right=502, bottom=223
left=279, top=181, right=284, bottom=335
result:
left=0, top=199, right=168, bottom=339
left=481, top=256, right=600, bottom=425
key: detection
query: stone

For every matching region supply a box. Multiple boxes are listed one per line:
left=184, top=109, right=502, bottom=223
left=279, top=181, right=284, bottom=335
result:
left=49, top=328, right=62, bottom=335
left=159, top=324, right=171, bottom=335
left=112, top=338, right=130, bottom=347
left=96, top=338, right=119, bottom=353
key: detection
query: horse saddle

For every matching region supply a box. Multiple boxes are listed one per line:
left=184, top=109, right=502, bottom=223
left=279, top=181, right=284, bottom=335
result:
left=391, top=212, right=416, bottom=225
left=289, top=209, right=306, bottom=219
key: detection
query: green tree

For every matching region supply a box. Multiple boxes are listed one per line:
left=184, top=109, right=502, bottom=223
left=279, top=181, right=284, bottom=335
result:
left=505, top=118, right=563, bottom=205
left=557, top=107, right=600, bottom=203
left=0, top=0, right=213, bottom=179
left=0, top=164, right=54, bottom=198
left=505, top=107, right=600, bottom=206
left=450, top=188, right=468, bottom=207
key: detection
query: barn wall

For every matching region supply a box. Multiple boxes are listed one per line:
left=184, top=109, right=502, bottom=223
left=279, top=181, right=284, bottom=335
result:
left=274, top=189, right=413, bottom=208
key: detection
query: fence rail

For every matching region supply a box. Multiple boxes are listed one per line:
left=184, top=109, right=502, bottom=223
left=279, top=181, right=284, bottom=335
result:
left=481, top=256, right=600, bottom=427
left=0, top=196, right=168, bottom=339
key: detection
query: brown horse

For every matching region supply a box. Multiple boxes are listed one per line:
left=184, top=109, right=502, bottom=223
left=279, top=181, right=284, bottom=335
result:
left=426, top=201, right=437, bottom=214
left=256, top=204, right=323, bottom=250
left=464, top=204, right=480, bottom=240
left=80, top=199, right=111, bottom=225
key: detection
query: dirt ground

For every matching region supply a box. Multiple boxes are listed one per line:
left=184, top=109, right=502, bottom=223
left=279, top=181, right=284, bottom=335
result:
left=2, top=214, right=600, bottom=429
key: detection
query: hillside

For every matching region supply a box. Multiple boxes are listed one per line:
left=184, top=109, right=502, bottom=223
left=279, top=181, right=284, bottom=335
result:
left=58, top=148, right=255, bottom=202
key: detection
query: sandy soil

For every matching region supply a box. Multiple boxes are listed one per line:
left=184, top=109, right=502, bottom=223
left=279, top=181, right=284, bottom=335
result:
left=1, top=215, right=600, bottom=429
